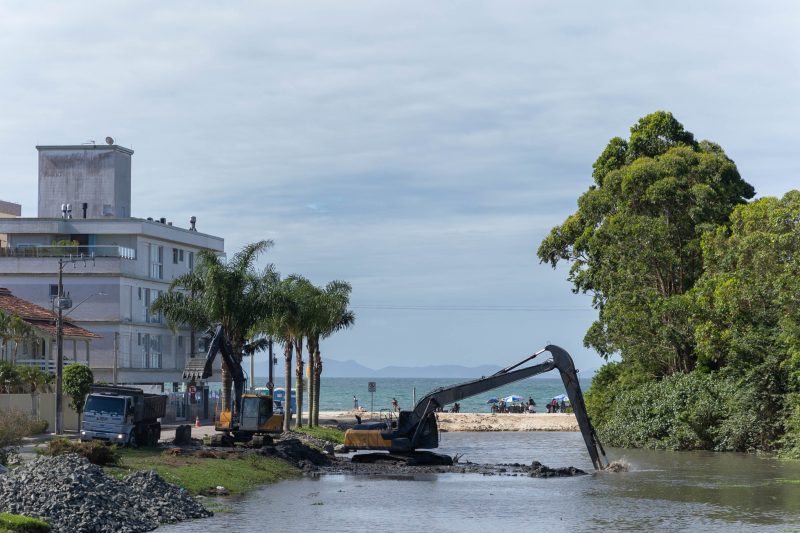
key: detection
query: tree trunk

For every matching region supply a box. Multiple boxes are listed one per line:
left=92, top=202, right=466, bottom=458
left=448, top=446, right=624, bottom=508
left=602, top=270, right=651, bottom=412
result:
left=307, top=337, right=317, bottom=427
left=221, top=363, right=232, bottom=417
left=282, top=340, right=293, bottom=432
left=313, top=339, right=322, bottom=426
left=294, top=337, right=304, bottom=428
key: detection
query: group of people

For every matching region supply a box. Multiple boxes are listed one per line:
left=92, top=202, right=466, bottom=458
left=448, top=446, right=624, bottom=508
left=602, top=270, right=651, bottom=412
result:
left=491, top=396, right=537, bottom=414
left=546, top=398, right=569, bottom=413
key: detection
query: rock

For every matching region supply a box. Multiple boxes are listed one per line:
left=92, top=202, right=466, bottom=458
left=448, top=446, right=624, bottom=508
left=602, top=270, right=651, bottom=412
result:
left=173, top=424, right=193, bottom=445
left=322, top=444, right=335, bottom=455
left=0, top=454, right=212, bottom=532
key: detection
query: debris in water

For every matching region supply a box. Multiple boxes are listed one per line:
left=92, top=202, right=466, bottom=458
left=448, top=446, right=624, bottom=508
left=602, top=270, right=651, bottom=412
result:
left=604, top=460, right=629, bottom=472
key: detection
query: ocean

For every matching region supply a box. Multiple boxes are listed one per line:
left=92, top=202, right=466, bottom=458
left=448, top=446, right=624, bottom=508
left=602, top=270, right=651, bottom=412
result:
left=245, top=376, right=591, bottom=413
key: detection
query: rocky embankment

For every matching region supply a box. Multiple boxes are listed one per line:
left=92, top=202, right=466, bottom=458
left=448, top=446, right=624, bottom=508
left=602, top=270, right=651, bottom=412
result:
left=0, top=454, right=211, bottom=532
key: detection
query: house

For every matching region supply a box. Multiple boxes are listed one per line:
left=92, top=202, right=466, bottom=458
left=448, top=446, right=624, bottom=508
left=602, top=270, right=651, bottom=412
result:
left=0, top=142, right=224, bottom=392
left=0, top=286, right=99, bottom=370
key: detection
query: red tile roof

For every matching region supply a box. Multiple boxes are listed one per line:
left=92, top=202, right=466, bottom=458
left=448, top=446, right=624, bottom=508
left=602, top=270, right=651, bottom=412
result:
left=0, top=287, right=100, bottom=339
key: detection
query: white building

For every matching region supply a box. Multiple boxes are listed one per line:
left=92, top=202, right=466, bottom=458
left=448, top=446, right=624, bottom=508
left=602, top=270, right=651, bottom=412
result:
left=0, top=143, right=224, bottom=389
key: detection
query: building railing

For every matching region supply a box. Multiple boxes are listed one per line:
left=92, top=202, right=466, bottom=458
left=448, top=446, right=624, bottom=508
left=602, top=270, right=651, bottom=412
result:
left=0, top=245, right=136, bottom=260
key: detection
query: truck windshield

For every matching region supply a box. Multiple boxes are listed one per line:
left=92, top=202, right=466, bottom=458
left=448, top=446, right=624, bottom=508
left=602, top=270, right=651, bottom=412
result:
left=85, top=396, right=125, bottom=415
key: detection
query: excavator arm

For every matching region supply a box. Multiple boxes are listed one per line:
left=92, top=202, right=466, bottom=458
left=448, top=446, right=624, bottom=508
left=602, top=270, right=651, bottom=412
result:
left=201, top=325, right=246, bottom=419
left=345, top=344, right=609, bottom=470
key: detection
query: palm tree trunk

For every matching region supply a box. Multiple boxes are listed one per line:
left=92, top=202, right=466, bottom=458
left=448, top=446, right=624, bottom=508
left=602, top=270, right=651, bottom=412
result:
left=307, top=337, right=316, bottom=427
left=221, top=363, right=232, bottom=417
left=282, top=340, right=293, bottom=432
left=294, top=337, right=304, bottom=428
left=313, top=339, right=322, bottom=426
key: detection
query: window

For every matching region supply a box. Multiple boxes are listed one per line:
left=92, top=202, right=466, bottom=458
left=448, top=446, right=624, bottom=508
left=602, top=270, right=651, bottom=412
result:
left=188, top=251, right=194, bottom=272
left=145, top=289, right=162, bottom=324
left=177, top=336, right=184, bottom=349
left=149, top=244, right=163, bottom=279
left=138, top=287, right=142, bottom=300
left=141, top=333, right=162, bottom=369
left=173, top=248, right=179, bottom=264
left=49, top=284, right=59, bottom=298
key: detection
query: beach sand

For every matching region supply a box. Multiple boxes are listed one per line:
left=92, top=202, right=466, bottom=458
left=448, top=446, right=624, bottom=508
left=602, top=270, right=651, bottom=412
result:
left=316, top=411, right=579, bottom=432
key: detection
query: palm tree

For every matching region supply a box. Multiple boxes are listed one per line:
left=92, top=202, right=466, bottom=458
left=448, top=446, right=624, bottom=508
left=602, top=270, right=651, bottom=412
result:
left=308, top=281, right=354, bottom=426
left=152, top=240, right=280, bottom=414
left=9, top=315, right=34, bottom=364
left=17, top=365, right=52, bottom=416
left=288, top=276, right=317, bottom=428
left=0, top=309, right=12, bottom=361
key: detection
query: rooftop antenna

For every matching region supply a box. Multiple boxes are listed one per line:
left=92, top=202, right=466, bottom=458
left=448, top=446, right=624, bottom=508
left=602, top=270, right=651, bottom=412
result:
left=105, top=136, right=114, bottom=145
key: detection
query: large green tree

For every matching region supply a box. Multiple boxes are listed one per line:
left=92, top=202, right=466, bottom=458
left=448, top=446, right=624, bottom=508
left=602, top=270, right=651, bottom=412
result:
left=691, top=191, right=800, bottom=454
left=152, top=240, right=280, bottom=413
left=538, top=111, right=755, bottom=376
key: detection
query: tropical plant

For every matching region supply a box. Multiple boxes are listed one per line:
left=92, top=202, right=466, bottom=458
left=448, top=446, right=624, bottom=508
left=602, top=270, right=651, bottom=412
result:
left=537, top=111, right=755, bottom=377
left=152, top=240, right=281, bottom=414
left=62, top=363, right=94, bottom=425
left=0, top=361, right=20, bottom=393
left=0, top=309, right=12, bottom=361
left=308, top=281, right=354, bottom=426
left=8, top=315, right=34, bottom=364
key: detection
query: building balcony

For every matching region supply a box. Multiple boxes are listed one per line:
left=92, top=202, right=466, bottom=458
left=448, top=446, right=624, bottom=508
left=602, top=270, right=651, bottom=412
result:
left=0, top=245, right=136, bottom=260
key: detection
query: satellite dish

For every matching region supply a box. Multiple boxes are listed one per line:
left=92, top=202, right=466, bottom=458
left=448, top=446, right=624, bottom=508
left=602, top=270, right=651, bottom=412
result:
left=105, top=136, right=114, bottom=145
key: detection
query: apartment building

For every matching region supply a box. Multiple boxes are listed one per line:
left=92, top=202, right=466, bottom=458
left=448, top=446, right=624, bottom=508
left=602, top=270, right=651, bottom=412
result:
left=0, top=143, right=224, bottom=388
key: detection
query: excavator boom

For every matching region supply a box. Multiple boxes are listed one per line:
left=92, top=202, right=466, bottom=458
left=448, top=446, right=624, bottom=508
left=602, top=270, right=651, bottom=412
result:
left=344, top=345, right=609, bottom=470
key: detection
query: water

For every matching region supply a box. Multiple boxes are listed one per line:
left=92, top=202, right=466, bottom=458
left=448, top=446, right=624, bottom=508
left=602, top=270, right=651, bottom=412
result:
left=244, top=376, right=583, bottom=413
left=162, top=432, right=800, bottom=532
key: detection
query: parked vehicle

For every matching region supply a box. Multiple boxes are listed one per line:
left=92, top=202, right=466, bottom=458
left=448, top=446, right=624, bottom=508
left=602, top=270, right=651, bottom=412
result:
left=80, top=385, right=167, bottom=447
left=270, top=387, right=296, bottom=415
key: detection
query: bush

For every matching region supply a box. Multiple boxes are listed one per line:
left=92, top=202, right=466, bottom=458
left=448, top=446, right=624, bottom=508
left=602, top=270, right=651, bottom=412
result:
left=591, top=369, right=787, bottom=452
left=0, top=410, right=39, bottom=465
left=27, top=419, right=48, bottom=435
left=38, top=438, right=120, bottom=466
left=0, top=513, right=50, bottom=532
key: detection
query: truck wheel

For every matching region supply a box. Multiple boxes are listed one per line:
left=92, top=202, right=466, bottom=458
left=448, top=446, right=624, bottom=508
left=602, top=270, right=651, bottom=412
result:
left=128, top=431, right=139, bottom=449
left=146, top=427, right=158, bottom=447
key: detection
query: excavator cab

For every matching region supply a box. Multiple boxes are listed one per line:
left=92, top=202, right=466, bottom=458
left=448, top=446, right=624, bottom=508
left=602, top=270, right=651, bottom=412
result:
left=239, top=393, right=283, bottom=433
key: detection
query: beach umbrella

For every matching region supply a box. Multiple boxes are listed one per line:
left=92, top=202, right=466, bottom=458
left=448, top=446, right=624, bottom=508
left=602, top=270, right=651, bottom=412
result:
left=552, top=394, right=568, bottom=402
left=502, top=395, right=523, bottom=403
left=486, top=397, right=499, bottom=403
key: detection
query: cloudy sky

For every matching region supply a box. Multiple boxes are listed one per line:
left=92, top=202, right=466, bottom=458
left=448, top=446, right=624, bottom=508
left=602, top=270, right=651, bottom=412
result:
left=0, top=1, right=797, bottom=372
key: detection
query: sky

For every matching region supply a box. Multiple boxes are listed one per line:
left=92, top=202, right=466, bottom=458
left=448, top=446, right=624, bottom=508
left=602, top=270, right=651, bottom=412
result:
left=0, top=1, right=798, bottom=372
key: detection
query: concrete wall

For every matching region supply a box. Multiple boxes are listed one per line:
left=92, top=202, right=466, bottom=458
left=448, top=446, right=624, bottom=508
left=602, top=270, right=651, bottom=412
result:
left=0, top=393, right=80, bottom=432
left=37, top=146, right=132, bottom=219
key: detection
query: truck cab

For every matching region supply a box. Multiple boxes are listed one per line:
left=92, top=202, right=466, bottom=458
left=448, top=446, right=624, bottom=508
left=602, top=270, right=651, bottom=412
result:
left=80, top=393, right=132, bottom=445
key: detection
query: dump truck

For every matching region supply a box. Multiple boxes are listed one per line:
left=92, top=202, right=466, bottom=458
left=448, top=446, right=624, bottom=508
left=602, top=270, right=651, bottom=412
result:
left=80, top=385, right=167, bottom=447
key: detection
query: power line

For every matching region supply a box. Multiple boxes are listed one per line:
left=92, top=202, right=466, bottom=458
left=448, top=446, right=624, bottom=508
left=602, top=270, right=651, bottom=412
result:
left=350, top=304, right=594, bottom=312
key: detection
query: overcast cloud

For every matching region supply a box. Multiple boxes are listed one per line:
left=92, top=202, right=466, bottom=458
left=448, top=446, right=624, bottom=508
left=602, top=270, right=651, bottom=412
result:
left=0, top=1, right=798, bottom=371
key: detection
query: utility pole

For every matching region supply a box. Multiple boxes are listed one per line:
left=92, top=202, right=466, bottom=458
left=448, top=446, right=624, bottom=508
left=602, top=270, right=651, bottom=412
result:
left=54, top=254, right=94, bottom=435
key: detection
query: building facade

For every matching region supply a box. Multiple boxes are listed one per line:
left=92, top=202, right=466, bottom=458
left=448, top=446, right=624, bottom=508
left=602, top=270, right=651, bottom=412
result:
left=0, top=143, right=224, bottom=388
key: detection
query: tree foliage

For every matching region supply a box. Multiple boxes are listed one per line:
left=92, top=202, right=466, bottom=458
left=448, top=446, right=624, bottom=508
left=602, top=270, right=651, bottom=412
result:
left=62, top=364, right=94, bottom=415
left=538, top=111, right=755, bottom=376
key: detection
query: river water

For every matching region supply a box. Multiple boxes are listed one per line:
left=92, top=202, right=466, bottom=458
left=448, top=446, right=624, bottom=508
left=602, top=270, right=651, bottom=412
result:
left=161, top=431, right=800, bottom=532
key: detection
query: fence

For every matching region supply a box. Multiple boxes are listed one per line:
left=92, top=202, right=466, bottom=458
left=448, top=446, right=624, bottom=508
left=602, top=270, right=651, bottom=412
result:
left=0, top=393, right=79, bottom=431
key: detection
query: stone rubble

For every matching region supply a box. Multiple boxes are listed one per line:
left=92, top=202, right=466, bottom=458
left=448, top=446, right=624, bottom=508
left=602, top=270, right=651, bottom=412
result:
left=0, top=454, right=212, bottom=533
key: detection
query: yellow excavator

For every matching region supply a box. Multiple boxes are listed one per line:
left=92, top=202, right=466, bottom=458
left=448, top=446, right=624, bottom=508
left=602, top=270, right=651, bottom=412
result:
left=185, top=325, right=283, bottom=447
left=343, top=345, right=610, bottom=470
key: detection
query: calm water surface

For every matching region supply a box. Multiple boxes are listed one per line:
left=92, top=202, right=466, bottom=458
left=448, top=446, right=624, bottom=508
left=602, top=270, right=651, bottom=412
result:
left=162, top=432, right=800, bottom=532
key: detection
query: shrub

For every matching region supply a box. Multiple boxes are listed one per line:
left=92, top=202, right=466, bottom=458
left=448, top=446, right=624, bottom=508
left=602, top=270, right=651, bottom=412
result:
left=27, top=419, right=48, bottom=435
left=0, top=410, right=38, bottom=465
left=38, top=438, right=120, bottom=466
left=0, top=513, right=50, bottom=532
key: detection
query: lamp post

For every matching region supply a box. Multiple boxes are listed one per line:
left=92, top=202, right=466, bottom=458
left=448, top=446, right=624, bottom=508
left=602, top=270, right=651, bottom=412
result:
left=54, top=254, right=94, bottom=435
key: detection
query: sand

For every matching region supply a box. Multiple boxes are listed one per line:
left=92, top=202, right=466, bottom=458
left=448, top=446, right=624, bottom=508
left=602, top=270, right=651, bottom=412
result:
left=316, top=411, right=579, bottom=432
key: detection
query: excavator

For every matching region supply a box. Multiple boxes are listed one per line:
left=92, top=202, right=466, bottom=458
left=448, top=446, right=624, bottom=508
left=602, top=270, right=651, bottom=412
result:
left=343, top=345, right=610, bottom=470
left=184, top=325, right=283, bottom=447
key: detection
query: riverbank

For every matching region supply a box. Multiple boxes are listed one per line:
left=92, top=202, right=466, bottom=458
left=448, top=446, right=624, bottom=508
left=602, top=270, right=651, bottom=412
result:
left=315, top=411, right=579, bottom=432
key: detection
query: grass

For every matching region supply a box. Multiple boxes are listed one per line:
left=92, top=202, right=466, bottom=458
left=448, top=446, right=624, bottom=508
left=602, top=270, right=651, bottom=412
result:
left=106, top=448, right=299, bottom=496
left=0, top=513, right=50, bottom=532
left=292, top=426, right=345, bottom=444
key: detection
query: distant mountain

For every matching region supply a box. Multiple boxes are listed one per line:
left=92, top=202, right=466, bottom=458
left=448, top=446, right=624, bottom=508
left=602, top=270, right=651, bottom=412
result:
left=263, top=358, right=598, bottom=379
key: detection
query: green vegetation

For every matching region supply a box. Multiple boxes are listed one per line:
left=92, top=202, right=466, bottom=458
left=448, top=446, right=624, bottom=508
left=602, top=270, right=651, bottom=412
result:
left=0, top=410, right=46, bottom=465
left=38, top=437, right=121, bottom=466
left=108, top=448, right=299, bottom=495
left=62, top=364, right=93, bottom=417
left=292, top=426, right=345, bottom=444
left=542, top=111, right=800, bottom=456
left=0, top=512, right=50, bottom=532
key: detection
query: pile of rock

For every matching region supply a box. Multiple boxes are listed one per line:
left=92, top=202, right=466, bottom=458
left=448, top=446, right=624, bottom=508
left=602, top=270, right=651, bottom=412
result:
left=0, top=454, right=211, bottom=532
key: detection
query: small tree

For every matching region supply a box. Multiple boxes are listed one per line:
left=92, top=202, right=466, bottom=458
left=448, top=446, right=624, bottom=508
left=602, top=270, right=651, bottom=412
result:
left=63, top=364, right=94, bottom=426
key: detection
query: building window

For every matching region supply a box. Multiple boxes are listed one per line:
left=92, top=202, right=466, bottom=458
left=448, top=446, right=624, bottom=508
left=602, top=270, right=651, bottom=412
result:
left=147, top=334, right=162, bottom=369
left=188, top=251, right=194, bottom=272
left=149, top=244, right=163, bottom=279
left=144, top=289, right=162, bottom=324
left=173, top=248, right=179, bottom=264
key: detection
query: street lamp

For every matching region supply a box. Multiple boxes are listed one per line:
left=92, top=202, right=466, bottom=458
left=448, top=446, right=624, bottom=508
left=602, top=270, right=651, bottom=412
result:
left=54, top=254, right=94, bottom=436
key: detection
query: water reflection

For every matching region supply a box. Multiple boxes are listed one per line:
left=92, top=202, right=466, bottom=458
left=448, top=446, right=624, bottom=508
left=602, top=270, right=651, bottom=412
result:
left=162, top=432, right=800, bottom=532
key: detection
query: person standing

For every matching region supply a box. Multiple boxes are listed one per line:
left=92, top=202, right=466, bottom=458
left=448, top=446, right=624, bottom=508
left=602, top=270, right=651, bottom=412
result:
left=353, top=395, right=359, bottom=410
left=391, top=397, right=399, bottom=412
